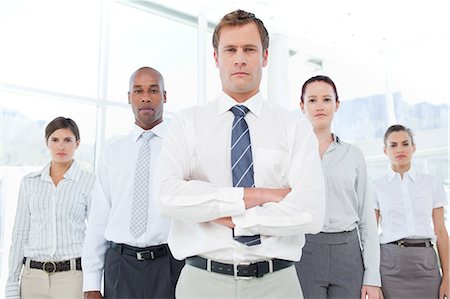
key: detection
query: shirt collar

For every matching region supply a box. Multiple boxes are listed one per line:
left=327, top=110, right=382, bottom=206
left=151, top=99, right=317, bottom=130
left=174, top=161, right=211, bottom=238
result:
left=217, top=91, right=264, bottom=118
left=38, top=161, right=82, bottom=182
left=131, top=121, right=167, bottom=142
left=386, top=167, right=416, bottom=183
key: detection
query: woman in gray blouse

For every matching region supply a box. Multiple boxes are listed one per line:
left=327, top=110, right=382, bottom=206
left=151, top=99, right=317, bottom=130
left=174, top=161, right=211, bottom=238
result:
left=5, top=117, right=95, bottom=299
left=295, top=75, right=382, bottom=299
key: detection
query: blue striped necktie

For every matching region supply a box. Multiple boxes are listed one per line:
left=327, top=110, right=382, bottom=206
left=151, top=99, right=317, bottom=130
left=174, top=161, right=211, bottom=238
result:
left=230, top=105, right=261, bottom=246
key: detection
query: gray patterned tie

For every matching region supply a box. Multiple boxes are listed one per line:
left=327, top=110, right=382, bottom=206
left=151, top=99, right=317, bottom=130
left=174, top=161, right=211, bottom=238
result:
left=130, top=131, right=154, bottom=239
left=230, top=105, right=261, bottom=246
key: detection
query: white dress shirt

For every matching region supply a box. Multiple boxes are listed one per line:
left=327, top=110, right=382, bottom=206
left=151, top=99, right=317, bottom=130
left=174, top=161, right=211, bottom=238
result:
left=5, top=161, right=95, bottom=299
left=321, top=135, right=380, bottom=286
left=82, top=123, right=171, bottom=292
left=372, top=168, right=448, bottom=244
left=157, top=92, right=325, bottom=263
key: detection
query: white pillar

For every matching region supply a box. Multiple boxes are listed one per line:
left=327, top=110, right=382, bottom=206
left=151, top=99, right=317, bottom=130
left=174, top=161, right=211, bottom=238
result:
left=268, top=33, right=289, bottom=108
left=197, top=12, right=207, bottom=106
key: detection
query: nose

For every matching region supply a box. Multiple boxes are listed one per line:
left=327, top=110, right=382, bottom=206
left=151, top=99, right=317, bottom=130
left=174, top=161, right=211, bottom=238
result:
left=234, top=49, right=247, bottom=66
left=141, top=92, right=151, bottom=102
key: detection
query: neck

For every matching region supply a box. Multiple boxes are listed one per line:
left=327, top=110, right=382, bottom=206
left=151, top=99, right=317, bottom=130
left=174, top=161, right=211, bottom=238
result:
left=226, top=89, right=259, bottom=103
left=392, top=163, right=411, bottom=178
left=50, top=160, right=73, bottom=179
left=314, top=127, right=333, bottom=158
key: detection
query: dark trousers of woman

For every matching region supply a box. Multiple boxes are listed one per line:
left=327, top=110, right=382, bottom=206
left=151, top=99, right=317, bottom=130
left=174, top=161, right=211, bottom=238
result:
left=295, top=229, right=364, bottom=299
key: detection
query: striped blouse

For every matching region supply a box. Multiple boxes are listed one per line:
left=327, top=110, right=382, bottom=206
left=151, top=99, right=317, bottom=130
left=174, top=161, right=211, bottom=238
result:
left=5, top=161, right=95, bottom=299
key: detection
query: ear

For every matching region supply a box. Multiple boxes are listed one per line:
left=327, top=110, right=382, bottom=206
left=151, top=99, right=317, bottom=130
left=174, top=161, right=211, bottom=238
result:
left=412, top=143, right=416, bottom=153
left=127, top=91, right=131, bottom=104
left=262, top=48, right=268, bottom=67
left=163, top=90, right=167, bottom=103
left=76, top=139, right=80, bottom=149
left=335, top=100, right=340, bottom=112
left=383, top=146, right=387, bottom=155
left=300, top=100, right=305, bottom=113
left=214, top=50, right=219, bottom=68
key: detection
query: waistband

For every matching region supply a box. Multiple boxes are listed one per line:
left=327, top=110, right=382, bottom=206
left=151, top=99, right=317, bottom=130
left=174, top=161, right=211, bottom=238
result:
left=24, top=257, right=81, bottom=274
left=186, top=256, right=293, bottom=279
left=385, top=238, right=433, bottom=248
left=305, top=228, right=358, bottom=244
left=110, top=242, right=168, bottom=261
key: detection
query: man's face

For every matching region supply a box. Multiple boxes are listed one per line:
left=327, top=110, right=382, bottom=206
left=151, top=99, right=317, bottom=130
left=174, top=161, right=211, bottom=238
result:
left=128, top=69, right=166, bottom=130
left=214, top=22, right=268, bottom=102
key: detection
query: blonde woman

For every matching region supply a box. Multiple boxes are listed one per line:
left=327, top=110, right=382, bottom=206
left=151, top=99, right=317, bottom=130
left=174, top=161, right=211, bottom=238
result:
left=373, top=124, right=449, bottom=299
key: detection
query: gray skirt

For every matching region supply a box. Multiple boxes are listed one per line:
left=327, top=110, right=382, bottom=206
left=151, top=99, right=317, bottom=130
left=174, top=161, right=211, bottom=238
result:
left=380, top=239, right=441, bottom=299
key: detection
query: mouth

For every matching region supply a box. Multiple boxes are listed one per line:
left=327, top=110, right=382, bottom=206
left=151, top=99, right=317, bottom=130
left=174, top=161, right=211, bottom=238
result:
left=139, top=106, right=154, bottom=112
left=395, top=155, right=406, bottom=159
left=314, top=113, right=326, bottom=117
left=56, top=153, right=66, bottom=157
left=232, top=72, right=249, bottom=76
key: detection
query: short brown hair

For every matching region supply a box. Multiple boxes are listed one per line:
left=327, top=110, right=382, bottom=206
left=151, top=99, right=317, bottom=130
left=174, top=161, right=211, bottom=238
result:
left=45, top=117, right=80, bottom=141
left=212, top=10, right=269, bottom=52
left=383, top=124, right=415, bottom=146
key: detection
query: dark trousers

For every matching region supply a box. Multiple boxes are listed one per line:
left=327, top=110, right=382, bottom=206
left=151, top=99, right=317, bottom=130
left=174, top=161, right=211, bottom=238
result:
left=104, top=245, right=185, bottom=299
left=295, top=230, right=364, bottom=299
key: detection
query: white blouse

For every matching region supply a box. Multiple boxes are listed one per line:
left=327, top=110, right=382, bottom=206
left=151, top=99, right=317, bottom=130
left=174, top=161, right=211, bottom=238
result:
left=372, top=168, right=448, bottom=244
left=5, top=161, right=95, bottom=299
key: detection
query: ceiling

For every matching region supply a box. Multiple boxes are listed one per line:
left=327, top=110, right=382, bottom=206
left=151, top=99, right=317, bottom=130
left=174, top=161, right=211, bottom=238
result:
left=145, top=0, right=449, bottom=68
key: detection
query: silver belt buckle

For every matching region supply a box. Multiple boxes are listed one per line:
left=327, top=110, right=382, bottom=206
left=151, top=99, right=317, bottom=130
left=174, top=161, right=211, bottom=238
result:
left=233, top=262, right=253, bottom=280
left=43, top=261, right=57, bottom=274
left=136, top=250, right=153, bottom=260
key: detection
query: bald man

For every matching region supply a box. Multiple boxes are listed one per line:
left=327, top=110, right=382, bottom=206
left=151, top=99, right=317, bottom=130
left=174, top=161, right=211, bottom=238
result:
left=82, top=67, right=184, bottom=299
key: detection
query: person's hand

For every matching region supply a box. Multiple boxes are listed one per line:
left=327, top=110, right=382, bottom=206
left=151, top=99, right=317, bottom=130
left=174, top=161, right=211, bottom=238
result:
left=439, top=278, right=449, bottom=299
left=360, top=285, right=383, bottom=299
left=212, top=217, right=234, bottom=228
left=84, top=291, right=103, bottom=299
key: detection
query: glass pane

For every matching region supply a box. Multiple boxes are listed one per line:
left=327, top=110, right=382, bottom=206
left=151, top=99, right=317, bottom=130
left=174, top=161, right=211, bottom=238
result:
left=105, top=105, right=134, bottom=140
left=0, top=0, right=101, bottom=97
left=107, top=3, right=198, bottom=112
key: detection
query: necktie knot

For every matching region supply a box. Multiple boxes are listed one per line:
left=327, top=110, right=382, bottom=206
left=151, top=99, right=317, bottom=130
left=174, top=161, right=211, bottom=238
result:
left=230, top=105, right=250, bottom=117
left=141, top=131, right=155, bottom=143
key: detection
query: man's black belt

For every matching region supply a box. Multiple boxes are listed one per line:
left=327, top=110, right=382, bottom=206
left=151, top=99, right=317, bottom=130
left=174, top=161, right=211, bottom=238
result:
left=111, top=242, right=168, bottom=261
left=186, top=256, right=293, bottom=279
left=388, top=239, right=433, bottom=248
left=24, top=257, right=82, bottom=274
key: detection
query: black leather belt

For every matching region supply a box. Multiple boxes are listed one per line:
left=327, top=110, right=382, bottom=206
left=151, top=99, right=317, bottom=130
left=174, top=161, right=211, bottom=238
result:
left=186, top=256, right=293, bottom=279
left=111, top=242, right=168, bottom=261
left=24, top=257, right=82, bottom=274
left=388, top=239, right=433, bottom=248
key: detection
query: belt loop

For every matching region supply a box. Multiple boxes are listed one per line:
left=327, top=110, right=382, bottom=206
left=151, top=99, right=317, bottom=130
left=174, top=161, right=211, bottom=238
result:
left=70, top=258, right=75, bottom=270
left=206, top=259, right=212, bottom=271
left=268, top=260, right=273, bottom=273
left=24, top=257, right=31, bottom=268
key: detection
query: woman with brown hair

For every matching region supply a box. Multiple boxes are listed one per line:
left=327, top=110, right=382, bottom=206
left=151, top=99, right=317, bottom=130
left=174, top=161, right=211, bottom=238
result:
left=5, top=116, right=95, bottom=299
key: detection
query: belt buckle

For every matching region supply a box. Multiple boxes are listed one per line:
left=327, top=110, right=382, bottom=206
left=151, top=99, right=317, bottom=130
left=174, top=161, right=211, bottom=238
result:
left=136, top=250, right=153, bottom=261
left=43, top=261, right=57, bottom=274
left=398, top=240, right=405, bottom=247
left=233, top=262, right=253, bottom=280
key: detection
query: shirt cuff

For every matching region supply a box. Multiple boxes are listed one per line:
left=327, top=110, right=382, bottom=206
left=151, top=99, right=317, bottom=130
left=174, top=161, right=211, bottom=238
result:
left=5, top=282, right=20, bottom=299
left=363, top=270, right=382, bottom=287
left=82, top=272, right=103, bottom=292
left=232, top=206, right=259, bottom=236
left=218, top=187, right=245, bottom=216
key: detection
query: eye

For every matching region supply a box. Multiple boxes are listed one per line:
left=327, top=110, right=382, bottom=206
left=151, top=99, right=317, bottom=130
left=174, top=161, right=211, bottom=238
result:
left=324, top=97, right=332, bottom=102
left=244, top=47, right=256, bottom=52
left=308, top=98, right=316, bottom=103
left=64, top=138, right=74, bottom=143
left=133, top=89, right=143, bottom=94
left=50, top=137, right=58, bottom=142
left=225, top=48, right=236, bottom=52
left=150, top=89, right=160, bottom=94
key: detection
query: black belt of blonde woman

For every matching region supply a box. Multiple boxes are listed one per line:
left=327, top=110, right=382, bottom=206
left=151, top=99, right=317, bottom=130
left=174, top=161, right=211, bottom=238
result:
left=24, top=257, right=82, bottom=274
left=388, top=239, right=433, bottom=248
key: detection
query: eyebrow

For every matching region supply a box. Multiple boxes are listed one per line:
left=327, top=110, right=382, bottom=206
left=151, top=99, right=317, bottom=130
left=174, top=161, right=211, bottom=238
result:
left=132, top=84, right=160, bottom=89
